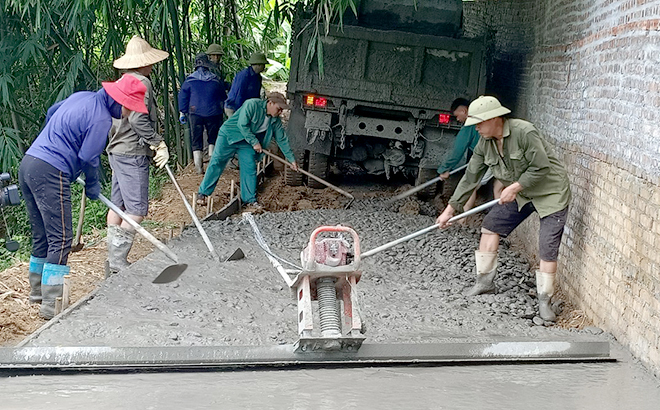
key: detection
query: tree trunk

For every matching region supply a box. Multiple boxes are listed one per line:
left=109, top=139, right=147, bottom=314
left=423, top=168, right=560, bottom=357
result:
left=203, top=0, right=211, bottom=44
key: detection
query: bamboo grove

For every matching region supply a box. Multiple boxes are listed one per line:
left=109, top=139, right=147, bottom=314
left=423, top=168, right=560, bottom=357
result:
left=0, top=0, right=355, bottom=172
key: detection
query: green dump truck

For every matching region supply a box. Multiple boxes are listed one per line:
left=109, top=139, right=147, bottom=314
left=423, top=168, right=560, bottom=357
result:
left=285, top=0, right=486, bottom=197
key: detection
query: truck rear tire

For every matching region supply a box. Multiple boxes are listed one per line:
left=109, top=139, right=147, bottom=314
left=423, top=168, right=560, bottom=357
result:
left=284, top=151, right=304, bottom=186
left=415, top=168, right=439, bottom=200
left=285, top=167, right=304, bottom=186
left=307, top=152, right=329, bottom=189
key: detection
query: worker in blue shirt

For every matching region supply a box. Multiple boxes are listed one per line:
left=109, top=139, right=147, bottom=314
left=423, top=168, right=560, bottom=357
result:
left=179, top=53, right=228, bottom=174
left=438, top=98, right=503, bottom=216
left=224, top=52, right=268, bottom=117
left=18, top=74, right=148, bottom=319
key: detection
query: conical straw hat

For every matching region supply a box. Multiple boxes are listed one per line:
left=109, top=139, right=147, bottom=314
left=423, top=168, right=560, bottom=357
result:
left=113, top=36, right=169, bottom=70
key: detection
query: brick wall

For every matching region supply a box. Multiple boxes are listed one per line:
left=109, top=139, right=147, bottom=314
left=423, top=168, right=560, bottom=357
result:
left=464, top=0, right=660, bottom=376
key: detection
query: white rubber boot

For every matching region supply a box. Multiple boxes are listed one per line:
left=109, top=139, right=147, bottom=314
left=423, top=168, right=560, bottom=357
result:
left=208, top=144, right=215, bottom=158
left=107, top=225, right=135, bottom=274
left=193, top=150, right=204, bottom=174
left=465, top=251, right=498, bottom=296
left=536, top=271, right=557, bottom=321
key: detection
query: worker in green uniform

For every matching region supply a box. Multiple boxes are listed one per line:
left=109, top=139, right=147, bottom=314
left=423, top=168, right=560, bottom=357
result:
left=196, top=92, right=298, bottom=210
left=436, top=96, right=571, bottom=321
left=438, top=98, right=503, bottom=218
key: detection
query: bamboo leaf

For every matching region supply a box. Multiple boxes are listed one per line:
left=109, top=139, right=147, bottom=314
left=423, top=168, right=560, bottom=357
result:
left=316, top=34, right=324, bottom=78
left=0, top=126, right=23, bottom=170
left=0, top=74, right=15, bottom=107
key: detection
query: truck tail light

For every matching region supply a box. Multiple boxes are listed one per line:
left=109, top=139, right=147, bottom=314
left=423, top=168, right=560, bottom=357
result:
left=438, top=113, right=451, bottom=125
left=304, top=94, right=328, bottom=108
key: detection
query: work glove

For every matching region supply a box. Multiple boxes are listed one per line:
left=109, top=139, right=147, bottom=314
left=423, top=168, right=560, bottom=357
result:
left=179, top=112, right=187, bottom=124
left=150, top=141, right=170, bottom=169
left=85, top=179, right=101, bottom=200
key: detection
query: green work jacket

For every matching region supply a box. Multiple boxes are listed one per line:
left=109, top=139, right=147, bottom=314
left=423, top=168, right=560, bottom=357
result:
left=220, top=98, right=296, bottom=163
left=449, top=119, right=571, bottom=218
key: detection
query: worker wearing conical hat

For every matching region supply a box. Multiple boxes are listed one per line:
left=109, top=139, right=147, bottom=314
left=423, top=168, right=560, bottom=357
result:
left=106, top=35, right=170, bottom=275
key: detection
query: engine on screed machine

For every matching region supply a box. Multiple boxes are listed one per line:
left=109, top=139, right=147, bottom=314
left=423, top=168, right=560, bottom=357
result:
left=292, top=226, right=365, bottom=352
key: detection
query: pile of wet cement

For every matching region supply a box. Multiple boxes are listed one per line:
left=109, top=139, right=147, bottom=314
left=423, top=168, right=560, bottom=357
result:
left=27, top=203, right=597, bottom=347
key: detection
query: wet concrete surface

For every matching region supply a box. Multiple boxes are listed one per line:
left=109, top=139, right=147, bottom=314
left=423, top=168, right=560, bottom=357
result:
left=25, top=205, right=597, bottom=347
left=7, top=201, right=659, bottom=407
left=2, top=344, right=660, bottom=409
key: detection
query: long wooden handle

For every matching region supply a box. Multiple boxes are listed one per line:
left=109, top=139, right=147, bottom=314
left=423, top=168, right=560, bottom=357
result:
left=391, top=164, right=469, bottom=202
left=75, top=178, right=179, bottom=263
left=165, top=165, right=220, bottom=262
left=262, top=150, right=354, bottom=199
left=74, top=189, right=86, bottom=244
left=362, top=199, right=499, bottom=259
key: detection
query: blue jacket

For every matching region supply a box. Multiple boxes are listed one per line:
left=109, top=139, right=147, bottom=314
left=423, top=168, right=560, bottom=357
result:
left=437, top=125, right=481, bottom=174
left=225, top=66, right=262, bottom=111
left=178, top=68, right=227, bottom=117
left=26, top=89, right=121, bottom=185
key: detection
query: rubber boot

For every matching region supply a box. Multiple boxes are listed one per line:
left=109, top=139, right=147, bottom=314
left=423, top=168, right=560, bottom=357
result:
left=28, top=256, right=46, bottom=304
left=208, top=144, right=215, bottom=158
left=536, top=271, right=557, bottom=321
left=193, top=150, right=204, bottom=174
left=465, top=251, right=498, bottom=296
left=40, top=263, right=69, bottom=319
left=107, top=225, right=135, bottom=274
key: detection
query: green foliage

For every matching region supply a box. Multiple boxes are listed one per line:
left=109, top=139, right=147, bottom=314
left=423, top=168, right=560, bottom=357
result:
left=0, top=0, right=355, bottom=271
left=0, top=127, right=23, bottom=170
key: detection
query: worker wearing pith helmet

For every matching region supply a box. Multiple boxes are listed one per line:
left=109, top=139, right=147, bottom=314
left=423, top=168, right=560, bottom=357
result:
left=205, top=43, right=230, bottom=86
left=436, top=96, right=571, bottom=322
left=224, top=52, right=268, bottom=117
left=178, top=53, right=228, bottom=174
left=437, top=97, right=504, bottom=221
left=106, top=35, right=170, bottom=275
left=19, top=74, right=148, bottom=319
left=206, top=43, right=224, bottom=62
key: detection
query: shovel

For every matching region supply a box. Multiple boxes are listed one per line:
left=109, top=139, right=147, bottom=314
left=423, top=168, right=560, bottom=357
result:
left=225, top=247, right=245, bottom=262
left=261, top=150, right=355, bottom=201
left=152, top=248, right=244, bottom=284
left=389, top=164, right=468, bottom=202
left=362, top=198, right=499, bottom=259
left=164, top=164, right=220, bottom=262
left=75, top=178, right=187, bottom=283
left=152, top=263, right=188, bottom=284
left=71, top=189, right=86, bottom=252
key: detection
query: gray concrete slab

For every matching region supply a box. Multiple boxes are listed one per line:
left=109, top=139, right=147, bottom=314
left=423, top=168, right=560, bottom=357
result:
left=6, top=208, right=657, bottom=409
left=0, top=345, right=658, bottom=410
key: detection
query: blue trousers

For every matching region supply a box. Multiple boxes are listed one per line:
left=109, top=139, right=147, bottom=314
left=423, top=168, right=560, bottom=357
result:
left=198, top=134, right=258, bottom=204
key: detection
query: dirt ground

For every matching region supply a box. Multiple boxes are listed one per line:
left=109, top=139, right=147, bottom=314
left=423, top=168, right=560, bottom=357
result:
left=0, top=161, right=589, bottom=346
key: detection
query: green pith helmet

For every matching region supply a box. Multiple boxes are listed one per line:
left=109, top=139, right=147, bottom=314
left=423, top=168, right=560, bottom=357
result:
left=206, top=43, right=224, bottom=55
left=248, top=52, right=268, bottom=65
